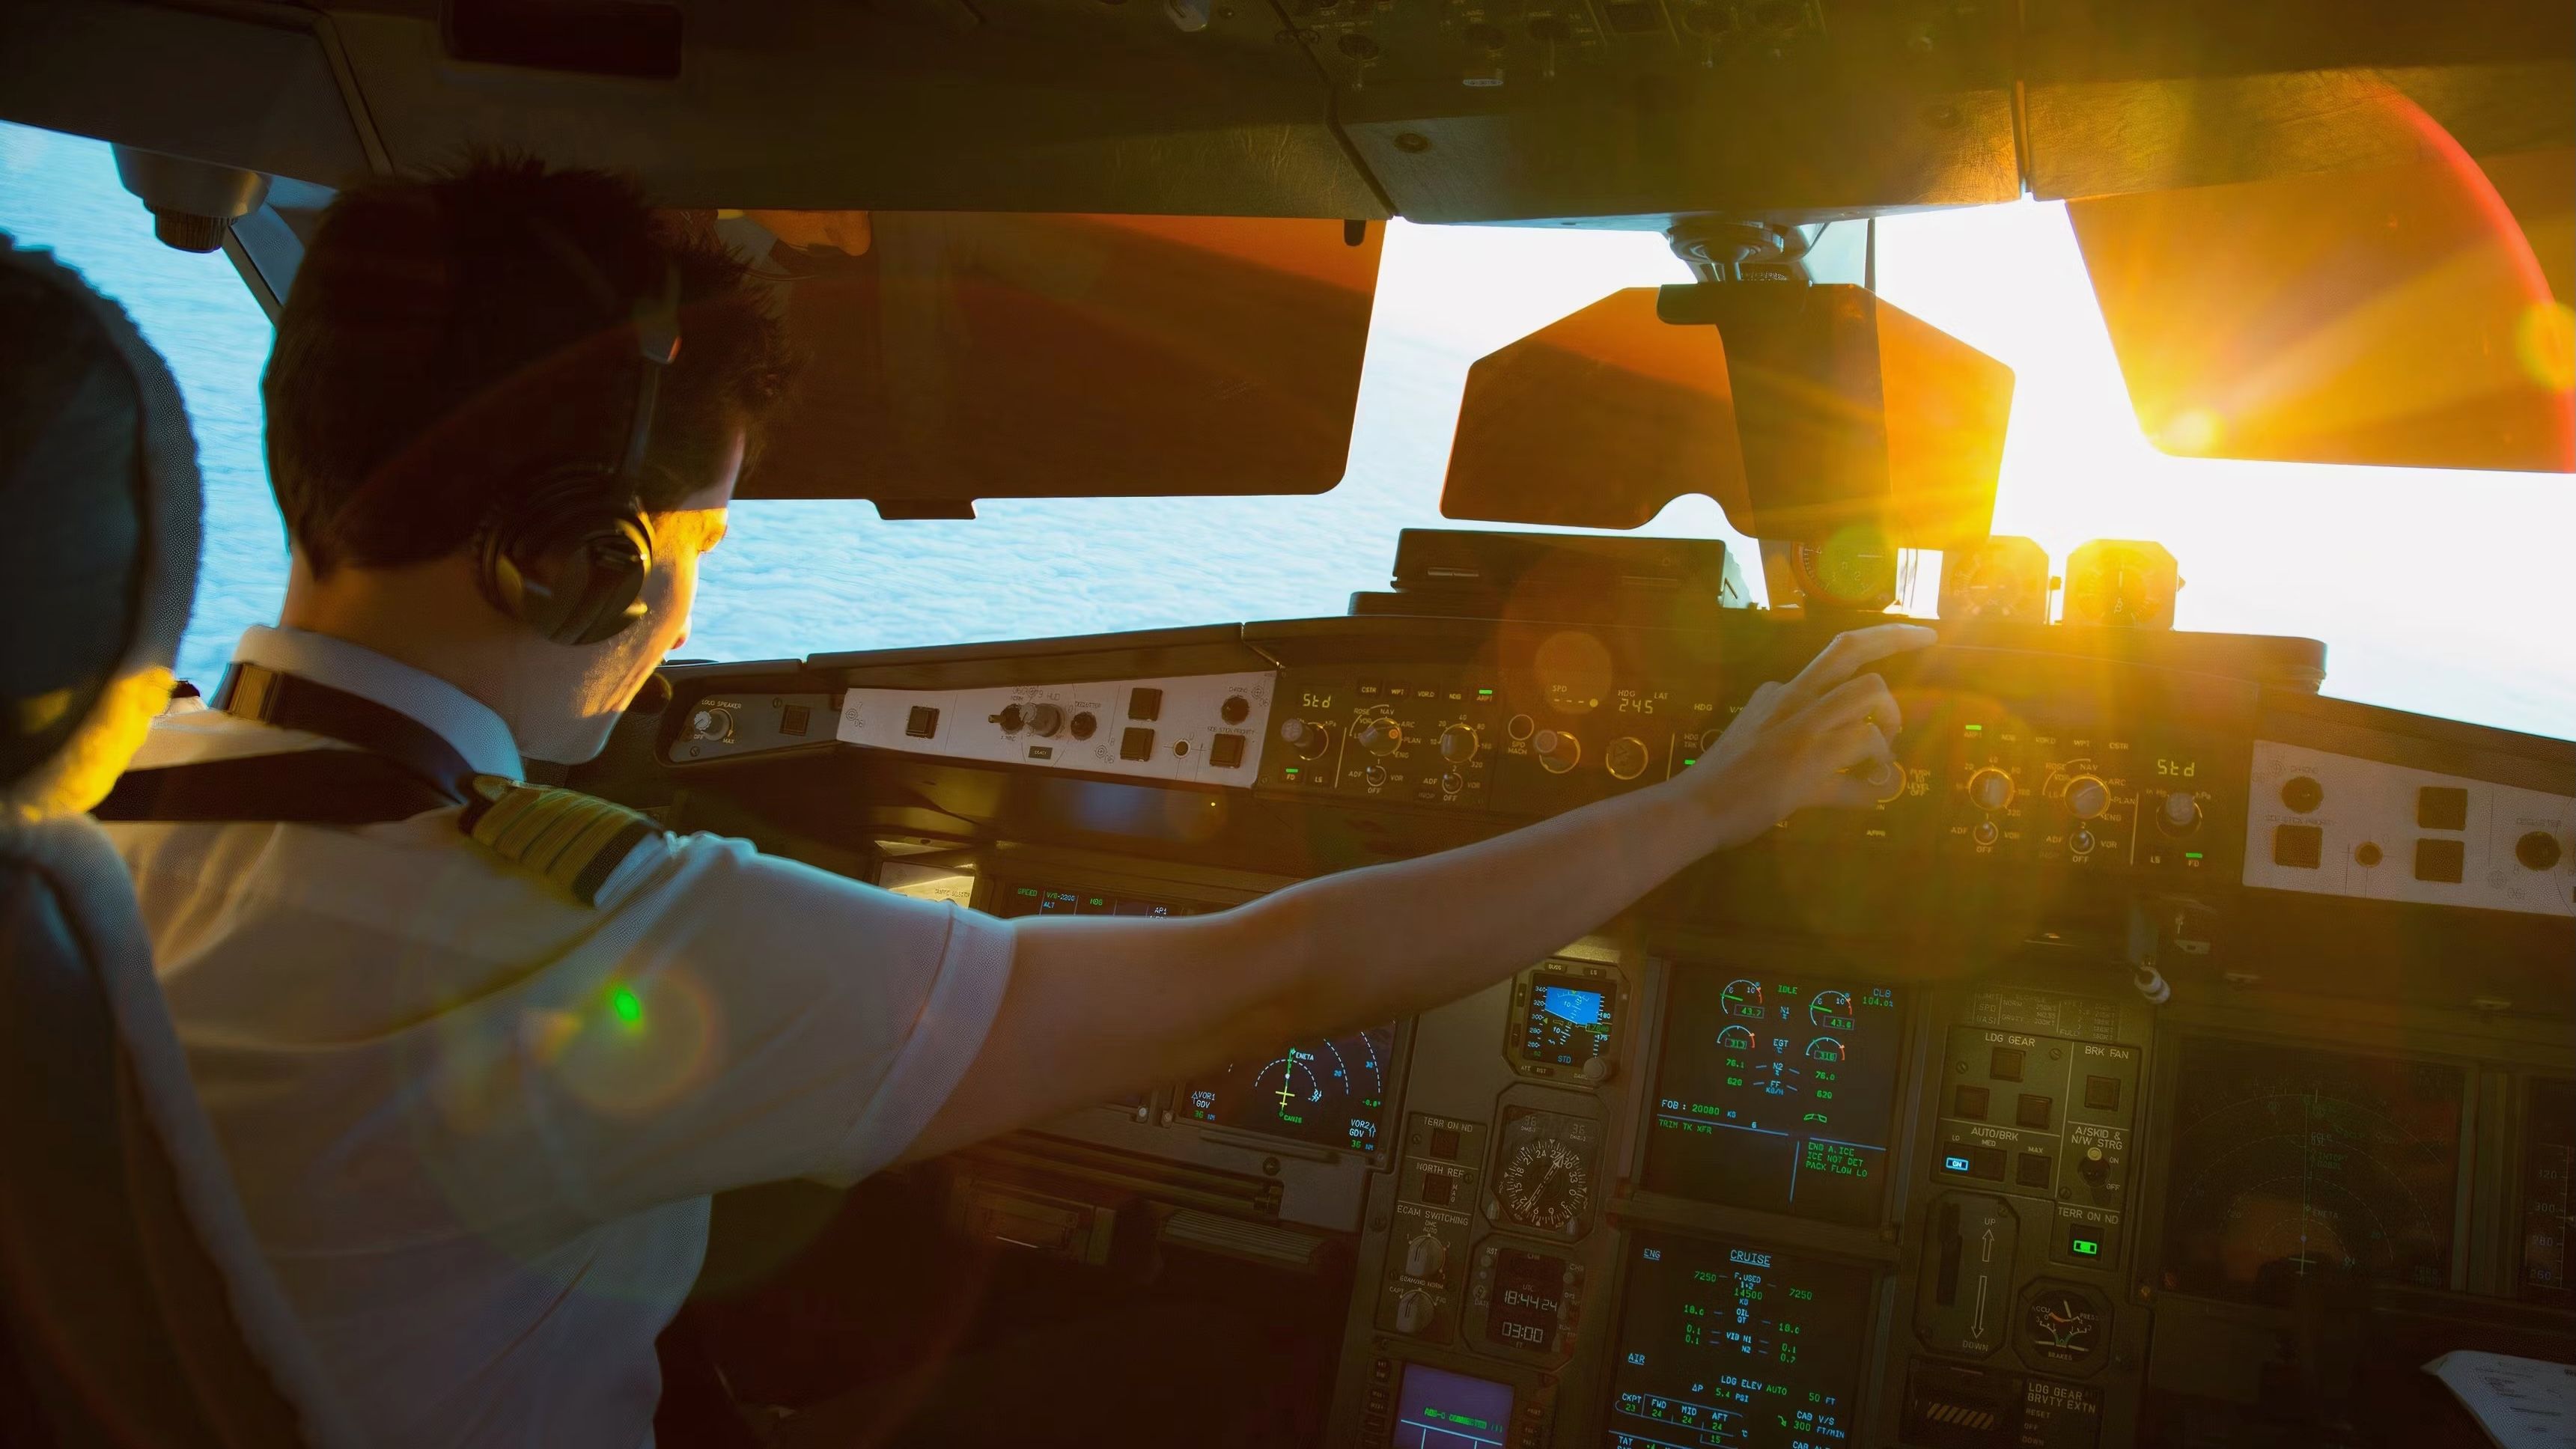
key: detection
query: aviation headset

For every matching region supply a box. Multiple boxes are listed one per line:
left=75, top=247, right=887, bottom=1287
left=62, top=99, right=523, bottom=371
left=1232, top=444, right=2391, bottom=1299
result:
left=472, top=237, right=686, bottom=647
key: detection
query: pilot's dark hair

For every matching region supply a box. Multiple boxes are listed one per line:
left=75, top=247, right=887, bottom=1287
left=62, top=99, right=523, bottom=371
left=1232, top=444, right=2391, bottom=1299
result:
left=264, top=156, right=793, bottom=576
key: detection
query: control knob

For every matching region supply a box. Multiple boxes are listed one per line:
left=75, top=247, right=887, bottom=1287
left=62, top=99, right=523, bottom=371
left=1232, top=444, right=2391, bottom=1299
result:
left=2064, top=775, right=2111, bottom=820
left=1355, top=719, right=1405, bottom=757
left=1402, top=1233, right=1447, bottom=1281
left=685, top=705, right=733, bottom=741
left=1532, top=729, right=1580, bottom=775
left=2516, top=831, right=2563, bottom=871
left=1024, top=703, right=1065, bottom=738
left=1276, top=718, right=1334, bottom=760
left=2079, top=1145, right=2108, bottom=1183
left=2158, top=790, right=2202, bottom=835
left=1967, top=767, right=2016, bottom=813
left=1604, top=736, right=1651, bottom=781
left=1437, top=724, right=1479, bottom=765
left=996, top=704, right=1025, bottom=734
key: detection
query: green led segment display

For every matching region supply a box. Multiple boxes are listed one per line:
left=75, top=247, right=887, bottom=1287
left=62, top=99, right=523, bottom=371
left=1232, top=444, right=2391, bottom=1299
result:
left=2069, top=1236, right=2102, bottom=1257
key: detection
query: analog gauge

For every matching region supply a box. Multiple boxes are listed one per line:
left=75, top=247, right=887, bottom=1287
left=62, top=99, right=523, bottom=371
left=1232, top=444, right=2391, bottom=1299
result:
left=1718, top=1024, right=1759, bottom=1053
left=1720, top=979, right=1766, bottom=1019
left=2022, top=1286, right=2107, bottom=1369
left=1809, top=989, right=1855, bottom=1028
left=1493, top=1111, right=1598, bottom=1236
left=1805, top=1036, right=1846, bottom=1063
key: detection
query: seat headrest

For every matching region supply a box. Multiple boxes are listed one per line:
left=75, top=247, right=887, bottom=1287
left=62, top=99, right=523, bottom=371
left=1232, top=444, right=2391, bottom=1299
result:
left=0, top=236, right=201, bottom=821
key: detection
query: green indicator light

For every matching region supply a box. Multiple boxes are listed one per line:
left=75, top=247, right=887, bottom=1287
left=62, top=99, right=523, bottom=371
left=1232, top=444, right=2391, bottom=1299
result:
left=2184, top=851, right=2204, bottom=860
left=2070, top=1236, right=2101, bottom=1257
left=610, top=985, right=644, bottom=1026
left=1965, top=724, right=1983, bottom=732
left=1681, top=757, right=1698, bottom=767
left=1476, top=689, right=1495, bottom=698
left=1284, top=766, right=1298, bottom=776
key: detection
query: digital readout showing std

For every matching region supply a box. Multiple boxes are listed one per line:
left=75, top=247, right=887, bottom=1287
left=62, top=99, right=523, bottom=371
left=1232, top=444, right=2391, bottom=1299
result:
left=1642, top=975, right=1904, bottom=1226
left=1605, top=1233, right=1874, bottom=1449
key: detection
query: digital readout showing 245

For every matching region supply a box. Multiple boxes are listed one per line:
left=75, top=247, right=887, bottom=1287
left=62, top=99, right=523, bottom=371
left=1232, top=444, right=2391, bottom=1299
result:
left=1644, top=977, right=1904, bottom=1226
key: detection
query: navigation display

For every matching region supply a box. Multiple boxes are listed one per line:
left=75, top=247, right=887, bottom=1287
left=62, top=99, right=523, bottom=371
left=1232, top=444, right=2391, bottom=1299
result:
left=1183, top=1025, right=1395, bottom=1154
left=2160, top=1038, right=2462, bottom=1302
left=1604, top=1231, right=1874, bottom=1449
left=1642, top=973, right=1904, bottom=1224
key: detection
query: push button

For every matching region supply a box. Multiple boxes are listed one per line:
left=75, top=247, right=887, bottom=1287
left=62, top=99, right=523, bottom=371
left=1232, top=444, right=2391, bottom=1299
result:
left=1419, top=1174, right=1455, bottom=1207
left=2016, top=1093, right=2053, bottom=1129
left=2414, top=838, right=2465, bottom=883
left=1208, top=732, right=1246, bottom=769
left=1127, top=687, right=1163, bottom=722
left=2273, top=823, right=2323, bottom=868
left=1119, top=727, right=1157, bottom=762
left=1952, top=1085, right=1991, bottom=1120
left=1989, top=1046, right=2026, bottom=1082
left=2016, top=1152, right=2054, bottom=1189
left=904, top=705, right=940, bottom=739
left=2417, top=785, right=2467, bottom=831
left=2083, top=1075, right=2122, bottom=1111
left=1967, top=1145, right=2006, bottom=1181
left=1428, top=1126, right=1461, bottom=1159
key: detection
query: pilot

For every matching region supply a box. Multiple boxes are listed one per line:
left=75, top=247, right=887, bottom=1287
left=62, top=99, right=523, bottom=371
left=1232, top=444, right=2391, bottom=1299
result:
left=92, top=159, right=1928, bottom=1446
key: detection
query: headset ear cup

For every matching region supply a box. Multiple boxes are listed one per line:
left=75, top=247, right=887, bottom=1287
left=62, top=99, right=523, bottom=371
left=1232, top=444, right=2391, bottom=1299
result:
left=476, top=469, right=655, bottom=646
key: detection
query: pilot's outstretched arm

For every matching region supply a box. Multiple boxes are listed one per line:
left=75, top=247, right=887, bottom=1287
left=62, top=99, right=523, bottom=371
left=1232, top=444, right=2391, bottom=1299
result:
left=903, top=623, right=1930, bottom=1162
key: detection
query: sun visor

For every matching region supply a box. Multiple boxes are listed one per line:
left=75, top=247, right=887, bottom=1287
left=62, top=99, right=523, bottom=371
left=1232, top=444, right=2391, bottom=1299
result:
left=2069, top=138, right=2575, bottom=474
left=1440, top=282, right=2013, bottom=546
left=734, top=212, right=1383, bottom=515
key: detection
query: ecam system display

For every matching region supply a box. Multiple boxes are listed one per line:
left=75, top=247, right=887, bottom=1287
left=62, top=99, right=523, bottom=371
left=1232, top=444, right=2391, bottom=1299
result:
left=1392, top=1362, right=1514, bottom=1449
left=1644, top=974, right=1905, bottom=1225
left=1605, top=1231, right=1875, bottom=1449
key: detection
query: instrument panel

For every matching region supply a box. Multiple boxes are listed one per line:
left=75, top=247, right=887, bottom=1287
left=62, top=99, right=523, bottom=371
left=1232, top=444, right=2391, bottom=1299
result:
left=623, top=611, right=2574, bottom=1449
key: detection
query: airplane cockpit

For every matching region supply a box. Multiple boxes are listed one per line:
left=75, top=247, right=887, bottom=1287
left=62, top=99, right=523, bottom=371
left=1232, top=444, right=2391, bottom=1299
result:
left=2, top=3, right=2571, bottom=1447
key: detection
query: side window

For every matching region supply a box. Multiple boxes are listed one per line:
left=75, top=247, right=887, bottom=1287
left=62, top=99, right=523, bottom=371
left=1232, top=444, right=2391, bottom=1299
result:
left=1, top=121, right=285, bottom=691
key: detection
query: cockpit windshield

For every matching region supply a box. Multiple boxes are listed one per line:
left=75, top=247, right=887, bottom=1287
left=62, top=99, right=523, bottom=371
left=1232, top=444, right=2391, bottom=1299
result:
left=5, top=118, right=2569, bottom=740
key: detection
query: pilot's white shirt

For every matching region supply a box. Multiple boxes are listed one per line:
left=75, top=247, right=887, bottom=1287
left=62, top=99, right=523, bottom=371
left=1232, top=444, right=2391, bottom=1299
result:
left=102, top=626, right=1014, bottom=1449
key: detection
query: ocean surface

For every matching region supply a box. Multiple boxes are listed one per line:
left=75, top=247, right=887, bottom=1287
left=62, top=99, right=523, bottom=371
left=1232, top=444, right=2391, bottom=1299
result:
left=6, top=120, right=2569, bottom=742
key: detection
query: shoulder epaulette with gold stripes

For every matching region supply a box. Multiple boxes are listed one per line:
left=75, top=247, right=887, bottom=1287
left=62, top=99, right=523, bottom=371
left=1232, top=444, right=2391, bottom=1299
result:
left=457, top=774, right=666, bottom=907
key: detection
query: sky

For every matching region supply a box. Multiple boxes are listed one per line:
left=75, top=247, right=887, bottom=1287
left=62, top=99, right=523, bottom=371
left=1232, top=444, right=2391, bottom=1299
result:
left=4, top=119, right=2569, bottom=742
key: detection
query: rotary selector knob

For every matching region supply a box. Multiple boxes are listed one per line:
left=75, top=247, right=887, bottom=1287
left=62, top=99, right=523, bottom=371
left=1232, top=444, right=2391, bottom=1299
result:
left=1356, top=719, right=1405, bottom=757
left=1438, top=724, right=1479, bottom=764
left=1532, top=729, right=1580, bottom=775
left=2159, top=790, right=2203, bottom=835
left=2064, top=775, right=2111, bottom=820
left=1363, top=763, right=1389, bottom=789
left=1967, top=767, right=2017, bottom=813
left=1025, top=703, right=1065, bottom=737
left=1220, top=695, right=1251, bottom=725
left=2517, top=831, right=2563, bottom=871
left=1604, top=736, right=1651, bottom=781
left=1277, top=718, right=1333, bottom=760
left=686, top=706, right=733, bottom=740
left=996, top=704, right=1026, bottom=734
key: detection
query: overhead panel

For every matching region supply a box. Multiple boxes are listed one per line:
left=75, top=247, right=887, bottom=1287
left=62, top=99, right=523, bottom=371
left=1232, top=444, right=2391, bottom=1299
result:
left=1303, top=0, right=2022, bottom=225
left=0, top=0, right=372, bottom=187
left=321, top=1, right=1383, bottom=217
left=2070, top=138, right=2576, bottom=473
left=1441, top=282, right=2012, bottom=542
left=739, top=213, right=1385, bottom=511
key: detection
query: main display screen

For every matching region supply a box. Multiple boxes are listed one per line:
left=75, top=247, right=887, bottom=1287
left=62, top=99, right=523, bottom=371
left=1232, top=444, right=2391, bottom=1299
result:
left=1183, top=1026, right=1396, bottom=1154
left=1642, top=974, right=1904, bottom=1225
left=2160, top=1038, right=2463, bottom=1302
left=1604, top=1231, right=1875, bottom=1449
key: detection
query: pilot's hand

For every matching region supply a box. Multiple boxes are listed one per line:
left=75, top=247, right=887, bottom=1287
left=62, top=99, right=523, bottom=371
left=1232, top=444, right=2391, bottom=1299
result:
left=1678, top=623, right=1934, bottom=850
